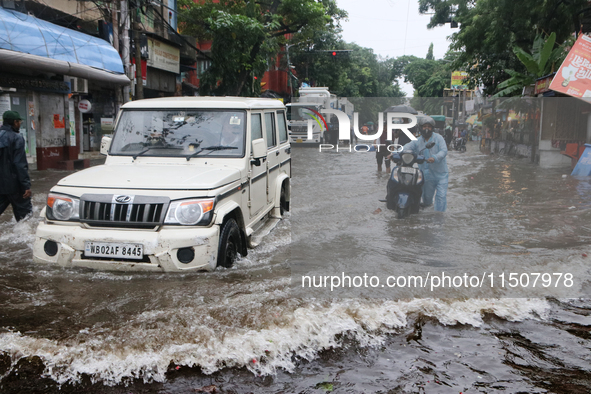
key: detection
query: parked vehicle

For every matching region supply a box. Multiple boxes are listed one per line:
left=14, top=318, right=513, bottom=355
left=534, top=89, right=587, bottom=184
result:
left=429, top=115, right=446, bottom=135
left=453, top=137, right=467, bottom=152
left=286, top=87, right=353, bottom=144
left=385, top=142, right=435, bottom=219
left=286, top=102, right=327, bottom=144
left=33, top=97, right=291, bottom=272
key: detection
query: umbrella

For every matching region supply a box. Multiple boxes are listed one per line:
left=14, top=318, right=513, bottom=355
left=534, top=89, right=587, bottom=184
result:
left=366, top=121, right=374, bottom=125
left=384, top=105, right=418, bottom=115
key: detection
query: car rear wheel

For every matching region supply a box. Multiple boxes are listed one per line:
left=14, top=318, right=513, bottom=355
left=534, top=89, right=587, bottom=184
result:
left=280, top=185, right=289, bottom=216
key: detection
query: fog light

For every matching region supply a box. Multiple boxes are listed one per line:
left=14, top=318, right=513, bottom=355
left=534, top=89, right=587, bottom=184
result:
left=44, top=240, right=58, bottom=257
left=177, top=247, right=195, bottom=264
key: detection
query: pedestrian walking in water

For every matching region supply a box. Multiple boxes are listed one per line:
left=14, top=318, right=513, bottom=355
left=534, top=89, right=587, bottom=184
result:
left=0, top=111, right=32, bottom=221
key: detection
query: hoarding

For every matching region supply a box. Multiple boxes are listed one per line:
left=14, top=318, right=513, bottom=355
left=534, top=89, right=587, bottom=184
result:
left=550, top=34, right=591, bottom=98
left=451, top=71, right=468, bottom=90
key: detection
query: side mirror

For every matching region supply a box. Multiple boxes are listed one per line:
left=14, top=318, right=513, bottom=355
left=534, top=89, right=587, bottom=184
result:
left=100, top=135, right=112, bottom=156
left=251, top=138, right=266, bottom=166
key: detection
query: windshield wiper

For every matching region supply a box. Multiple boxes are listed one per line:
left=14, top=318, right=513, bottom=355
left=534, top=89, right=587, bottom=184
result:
left=202, top=145, right=239, bottom=151
left=133, top=145, right=180, bottom=160
left=186, top=147, right=203, bottom=161
left=185, top=145, right=238, bottom=161
left=133, top=146, right=157, bottom=160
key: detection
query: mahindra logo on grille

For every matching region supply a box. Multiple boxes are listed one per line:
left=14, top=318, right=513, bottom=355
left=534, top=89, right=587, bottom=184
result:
left=114, top=195, right=133, bottom=204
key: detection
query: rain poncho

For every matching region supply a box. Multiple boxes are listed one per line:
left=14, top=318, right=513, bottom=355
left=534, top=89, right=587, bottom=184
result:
left=0, top=124, right=30, bottom=195
left=403, top=132, right=448, bottom=211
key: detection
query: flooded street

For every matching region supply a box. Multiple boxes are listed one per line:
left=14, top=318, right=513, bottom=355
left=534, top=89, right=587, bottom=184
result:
left=1, top=143, right=591, bottom=393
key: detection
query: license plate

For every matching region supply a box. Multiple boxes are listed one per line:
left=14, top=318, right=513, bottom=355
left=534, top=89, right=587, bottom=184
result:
left=296, top=138, right=303, bottom=143
left=400, top=167, right=415, bottom=174
left=84, top=242, right=144, bottom=260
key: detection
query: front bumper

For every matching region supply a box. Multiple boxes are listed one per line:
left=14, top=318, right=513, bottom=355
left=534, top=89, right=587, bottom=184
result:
left=33, top=222, right=220, bottom=272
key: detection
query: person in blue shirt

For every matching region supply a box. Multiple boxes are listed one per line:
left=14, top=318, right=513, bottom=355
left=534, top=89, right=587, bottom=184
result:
left=402, top=116, right=449, bottom=212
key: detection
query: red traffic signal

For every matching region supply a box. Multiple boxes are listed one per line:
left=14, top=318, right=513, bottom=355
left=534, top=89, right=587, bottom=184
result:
left=332, top=51, right=337, bottom=56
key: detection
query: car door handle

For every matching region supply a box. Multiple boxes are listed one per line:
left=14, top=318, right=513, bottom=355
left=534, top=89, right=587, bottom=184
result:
left=276, top=151, right=280, bottom=156
left=285, top=147, right=291, bottom=154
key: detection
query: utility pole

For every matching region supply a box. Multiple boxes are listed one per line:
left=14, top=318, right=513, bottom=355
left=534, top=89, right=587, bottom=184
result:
left=121, top=0, right=130, bottom=102
left=134, top=1, right=144, bottom=100
left=112, top=1, right=123, bottom=109
left=111, top=2, right=119, bottom=52
left=285, top=44, right=293, bottom=98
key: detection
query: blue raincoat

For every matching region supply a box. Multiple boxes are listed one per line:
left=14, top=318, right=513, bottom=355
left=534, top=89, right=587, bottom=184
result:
left=403, top=132, right=448, bottom=211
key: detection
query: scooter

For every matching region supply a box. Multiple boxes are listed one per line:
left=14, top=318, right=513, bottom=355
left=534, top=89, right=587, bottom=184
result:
left=385, top=142, right=435, bottom=219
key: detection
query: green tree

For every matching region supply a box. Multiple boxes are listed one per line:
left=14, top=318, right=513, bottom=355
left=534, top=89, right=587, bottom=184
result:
left=290, top=39, right=405, bottom=98
left=426, top=43, right=434, bottom=60
left=494, top=32, right=571, bottom=97
left=179, top=0, right=346, bottom=96
left=417, top=0, right=588, bottom=94
left=391, top=49, right=455, bottom=114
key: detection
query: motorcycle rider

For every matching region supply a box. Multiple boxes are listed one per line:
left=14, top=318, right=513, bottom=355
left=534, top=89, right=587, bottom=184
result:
left=402, top=116, right=448, bottom=212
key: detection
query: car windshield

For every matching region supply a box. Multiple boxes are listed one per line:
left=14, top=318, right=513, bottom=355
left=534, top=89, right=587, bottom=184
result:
left=287, top=105, right=322, bottom=121
left=110, top=110, right=246, bottom=157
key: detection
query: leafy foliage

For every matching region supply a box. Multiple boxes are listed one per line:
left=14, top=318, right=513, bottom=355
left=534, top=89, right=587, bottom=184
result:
left=494, top=32, right=572, bottom=97
left=426, top=43, right=435, bottom=60
left=290, top=37, right=405, bottom=99
left=417, top=0, right=588, bottom=94
left=179, top=0, right=345, bottom=96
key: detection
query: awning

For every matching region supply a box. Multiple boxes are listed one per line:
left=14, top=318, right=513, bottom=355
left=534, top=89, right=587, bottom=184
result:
left=0, top=8, right=129, bottom=85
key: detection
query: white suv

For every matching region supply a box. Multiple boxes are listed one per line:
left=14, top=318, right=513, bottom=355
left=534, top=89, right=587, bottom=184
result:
left=33, top=97, right=291, bottom=272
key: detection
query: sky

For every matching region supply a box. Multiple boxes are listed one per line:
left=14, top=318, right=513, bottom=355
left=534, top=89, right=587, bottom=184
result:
left=336, top=0, right=456, bottom=95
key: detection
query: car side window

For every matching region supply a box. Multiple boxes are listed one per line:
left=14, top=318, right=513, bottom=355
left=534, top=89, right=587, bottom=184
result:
left=264, top=112, right=276, bottom=148
left=277, top=110, right=288, bottom=144
left=251, top=113, right=262, bottom=141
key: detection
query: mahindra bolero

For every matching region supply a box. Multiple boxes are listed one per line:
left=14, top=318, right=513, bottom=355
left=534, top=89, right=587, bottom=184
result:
left=33, top=97, right=291, bottom=272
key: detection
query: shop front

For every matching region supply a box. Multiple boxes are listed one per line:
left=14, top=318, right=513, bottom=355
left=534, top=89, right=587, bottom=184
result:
left=143, top=37, right=181, bottom=98
left=0, top=8, right=129, bottom=170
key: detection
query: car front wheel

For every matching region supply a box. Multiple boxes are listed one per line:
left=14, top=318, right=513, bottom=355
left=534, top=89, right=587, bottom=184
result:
left=217, top=219, right=242, bottom=268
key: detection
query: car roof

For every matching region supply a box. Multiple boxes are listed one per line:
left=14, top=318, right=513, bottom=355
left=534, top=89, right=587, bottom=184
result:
left=121, top=96, right=285, bottom=110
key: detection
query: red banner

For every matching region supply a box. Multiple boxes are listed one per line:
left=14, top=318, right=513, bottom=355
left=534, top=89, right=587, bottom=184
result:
left=550, top=34, right=591, bottom=98
left=534, top=75, right=552, bottom=95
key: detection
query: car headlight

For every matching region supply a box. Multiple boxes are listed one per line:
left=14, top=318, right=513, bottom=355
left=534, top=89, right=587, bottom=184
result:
left=47, top=193, right=80, bottom=221
left=164, top=199, right=214, bottom=225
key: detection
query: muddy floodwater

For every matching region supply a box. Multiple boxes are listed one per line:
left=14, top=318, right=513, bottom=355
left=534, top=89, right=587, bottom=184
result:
left=1, top=142, right=591, bottom=393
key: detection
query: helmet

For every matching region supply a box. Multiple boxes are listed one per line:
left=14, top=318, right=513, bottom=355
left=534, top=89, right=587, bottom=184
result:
left=417, top=116, right=435, bottom=129
left=417, top=116, right=435, bottom=139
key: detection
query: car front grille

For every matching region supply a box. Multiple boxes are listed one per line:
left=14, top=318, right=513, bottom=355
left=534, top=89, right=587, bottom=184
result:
left=80, top=194, right=170, bottom=228
left=290, top=126, right=308, bottom=134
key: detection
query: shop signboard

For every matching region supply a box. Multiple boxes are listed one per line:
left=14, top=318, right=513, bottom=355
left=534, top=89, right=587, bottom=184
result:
left=451, top=71, right=468, bottom=90
left=147, top=38, right=180, bottom=74
left=69, top=100, right=76, bottom=146
left=550, top=34, right=591, bottom=98
left=78, top=99, right=92, bottom=113
left=0, top=95, right=10, bottom=114
left=101, top=118, right=114, bottom=132
left=534, top=75, right=553, bottom=95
